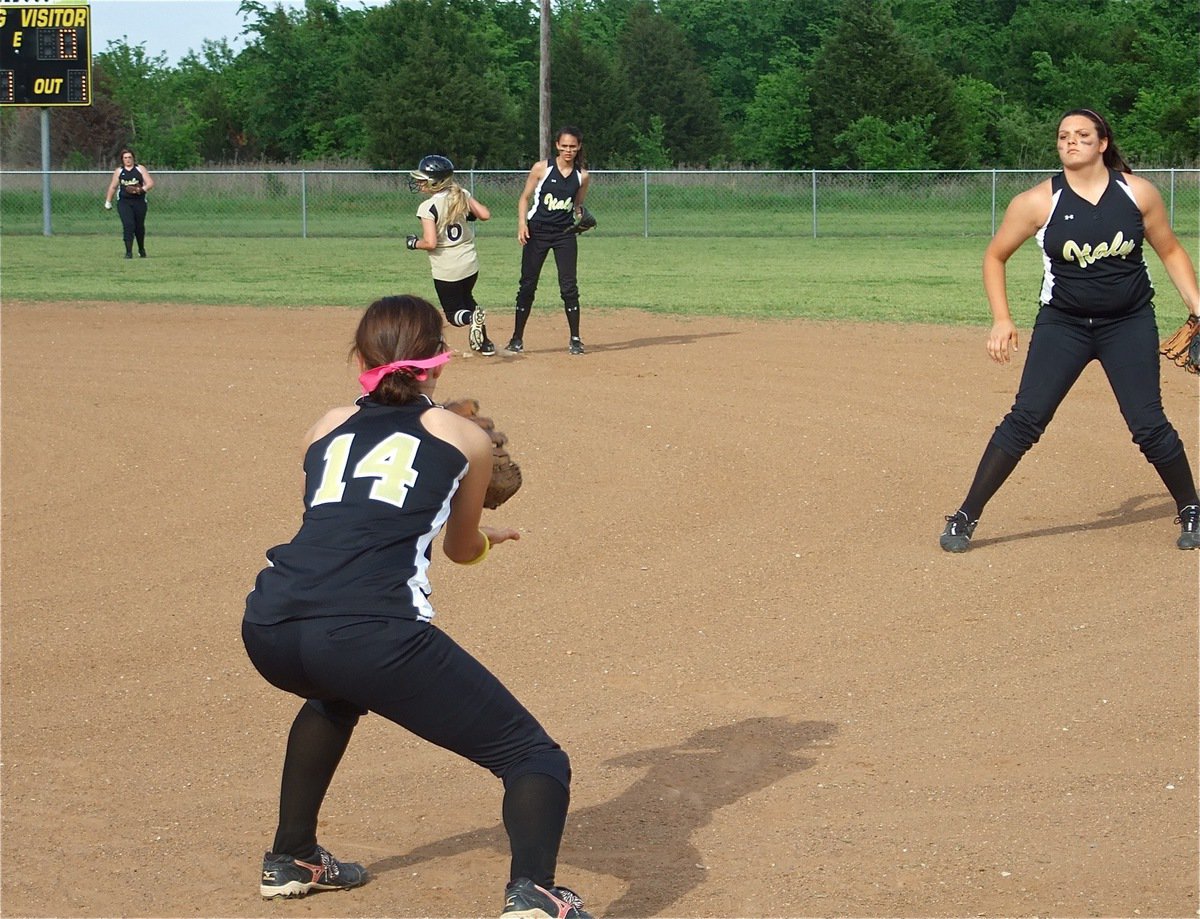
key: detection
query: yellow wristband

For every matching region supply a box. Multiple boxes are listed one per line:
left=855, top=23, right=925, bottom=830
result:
left=460, top=531, right=490, bottom=566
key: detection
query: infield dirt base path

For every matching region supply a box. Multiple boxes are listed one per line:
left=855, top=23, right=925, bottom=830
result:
left=2, top=301, right=1197, bottom=919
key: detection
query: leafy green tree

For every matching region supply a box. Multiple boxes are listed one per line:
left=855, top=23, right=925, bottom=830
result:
left=807, top=0, right=968, bottom=168
left=554, top=0, right=641, bottom=51
left=549, top=19, right=635, bottom=166
left=949, top=75, right=1003, bottom=168
left=232, top=0, right=371, bottom=161
left=93, top=40, right=210, bottom=167
left=979, top=0, right=1130, bottom=114
left=348, top=0, right=525, bottom=168
left=890, top=0, right=1017, bottom=76
left=616, top=1, right=726, bottom=165
left=657, top=0, right=840, bottom=139
left=627, top=114, right=672, bottom=168
left=171, top=40, right=242, bottom=163
left=735, top=47, right=813, bottom=167
left=832, top=114, right=936, bottom=168
left=1108, top=0, right=1198, bottom=165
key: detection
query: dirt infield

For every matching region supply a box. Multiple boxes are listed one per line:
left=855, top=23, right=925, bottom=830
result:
left=2, top=301, right=1197, bottom=919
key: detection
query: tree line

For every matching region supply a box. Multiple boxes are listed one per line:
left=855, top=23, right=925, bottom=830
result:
left=1, top=0, right=1195, bottom=171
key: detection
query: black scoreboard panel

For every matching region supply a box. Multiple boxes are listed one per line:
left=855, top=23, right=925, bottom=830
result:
left=0, top=4, right=90, bottom=106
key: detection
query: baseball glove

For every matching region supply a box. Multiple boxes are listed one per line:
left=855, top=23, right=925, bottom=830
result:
left=565, top=206, right=596, bottom=235
left=1160, top=315, right=1200, bottom=374
left=441, top=398, right=523, bottom=508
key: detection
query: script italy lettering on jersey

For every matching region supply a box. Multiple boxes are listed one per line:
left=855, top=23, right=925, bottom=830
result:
left=1062, top=231, right=1136, bottom=268
left=541, top=192, right=574, bottom=212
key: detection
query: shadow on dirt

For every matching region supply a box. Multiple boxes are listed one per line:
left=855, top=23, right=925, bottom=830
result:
left=366, top=715, right=837, bottom=916
left=503, top=329, right=740, bottom=355
left=971, top=493, right=1176, bottom=548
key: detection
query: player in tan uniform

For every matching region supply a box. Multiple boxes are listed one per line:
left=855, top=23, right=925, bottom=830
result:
left=407, top=155, right=496, bottom=355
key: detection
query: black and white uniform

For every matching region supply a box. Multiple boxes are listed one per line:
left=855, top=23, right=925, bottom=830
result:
left=242, top=396, right=568, bottom=786
left=990, top=168, right=1185, bottom=467
left=515, top=160, right=582, bottom=319
left=116, top=164, right=149, bottom=256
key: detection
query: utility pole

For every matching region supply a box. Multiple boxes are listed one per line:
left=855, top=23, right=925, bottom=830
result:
left=539, top=0, right=551, bottom=159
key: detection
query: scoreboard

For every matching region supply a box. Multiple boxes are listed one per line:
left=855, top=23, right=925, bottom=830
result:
left=0, top=4, right=90, bottom=106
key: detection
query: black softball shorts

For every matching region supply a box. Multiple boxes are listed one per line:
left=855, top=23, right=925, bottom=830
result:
left=516, top=226, right=579, bottom=308
left=991, top=303, right=1184, bottom=466
left=242, top=616, right=570, bottom=789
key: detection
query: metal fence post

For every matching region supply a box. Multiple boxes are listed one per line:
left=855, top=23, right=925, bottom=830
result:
left=301, top=170, right=308, bottom=239
left=643, top=170, right=649, bottom=238
left=1169, top=168, right=1175, bottom=228
left=811, top=170, right=817, bottom=239
left=40, top=108, right=52, bottom=236
left=991, top=170, right=997, bottom=236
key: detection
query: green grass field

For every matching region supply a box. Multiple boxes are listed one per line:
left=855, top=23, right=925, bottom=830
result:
left=2, top=231, right=1195, bottom=332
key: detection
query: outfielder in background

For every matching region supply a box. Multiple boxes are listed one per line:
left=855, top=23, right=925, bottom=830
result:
left=241, top=295, right=593, bottom=919
left=507, top=126, right=591, bottom=355
left=103, top=147, right=154, bottom=259
left=940, top=108, right=1200, bottom=553
left=406, top=155, right=497, bottom=356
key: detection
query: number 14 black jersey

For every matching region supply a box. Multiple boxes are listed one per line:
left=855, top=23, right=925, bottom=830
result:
left=245, top=398, right=468, bottom=625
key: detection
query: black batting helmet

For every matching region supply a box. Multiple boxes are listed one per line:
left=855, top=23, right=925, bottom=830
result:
left=408, top=154, right=454, bottom=190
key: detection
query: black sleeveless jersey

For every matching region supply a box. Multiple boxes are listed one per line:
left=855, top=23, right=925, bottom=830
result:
left=1036, top=169, right=1154, bottom=317
left=524, top=160, right=581, bottom=230
left=244, top=397, right=468, bottom=625
left=117, top=165, right=145, bottom=201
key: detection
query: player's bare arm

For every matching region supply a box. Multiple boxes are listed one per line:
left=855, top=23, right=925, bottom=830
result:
left=427, top=412, right=519, bottom=560
left=468, top=196, right=491, bottom=222
left=516, top=161, right=547, bottom=245
left=982, top=181, right=1051, bottom=362
left=1134, top=174, right=1200, bottom=316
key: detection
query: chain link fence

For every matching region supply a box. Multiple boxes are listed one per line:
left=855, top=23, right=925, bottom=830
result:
left=2, top=168, right=1196, bottom=239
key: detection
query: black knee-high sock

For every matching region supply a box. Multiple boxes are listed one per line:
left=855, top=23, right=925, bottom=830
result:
left=1153, top=450, right=1200, bottom=511
left=502, top=772, right=568, bottom=888
left=272, top=703, right=354, bottom=859
left=960, top=440, right=1022, bottom=521
left=512, top=304, right=531, bottom=339
left=564, top=300, right=581, bottom=339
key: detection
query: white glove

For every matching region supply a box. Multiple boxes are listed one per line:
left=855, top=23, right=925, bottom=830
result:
left=104, top=200, right=112, bottom=209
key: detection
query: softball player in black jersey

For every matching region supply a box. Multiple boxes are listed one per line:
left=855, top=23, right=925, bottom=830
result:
left=103, top=147, right=154, bottom=258
left=507, top=126, right=590, bottom=355
left=941, top=109, right=1200, bottom=552
left=242, top=295, right=592, bottom=918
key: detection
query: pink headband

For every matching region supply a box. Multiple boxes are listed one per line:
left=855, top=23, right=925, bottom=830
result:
left=359, top=350, right=452, bottom=394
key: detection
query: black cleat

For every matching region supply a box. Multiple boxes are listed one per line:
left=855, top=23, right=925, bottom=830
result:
left=260, top=846, right=366, bottom=899
left=940, top=511, right=978, bottom=553
left=1176, top=504, right=1200, bottom=549
left=501, top=878, right=592, bottom=918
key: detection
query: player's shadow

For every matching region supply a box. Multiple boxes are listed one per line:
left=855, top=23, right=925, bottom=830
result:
left=971, top=493, right=1175, bottom=548
left=511, top=330, right=739, bottom=355
left=366, top=715, right=836, bottom=917
left=586, top=330, right=740, bottom=353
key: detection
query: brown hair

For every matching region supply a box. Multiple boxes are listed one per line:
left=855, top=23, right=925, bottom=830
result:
left=350, top=295, right=444, bottom=405
left=1061, top=109, right=1131, bottom=173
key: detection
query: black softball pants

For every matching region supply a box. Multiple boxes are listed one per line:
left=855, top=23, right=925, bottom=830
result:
left=242, top=616, right=571, bottom=883
left=990, top=303, right=1185, bottom=466
left=433, top=273, right=480, bottom=327
left=117, top=198, right=147, bottom=254
left=516, top=227, right=579, bottom=310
